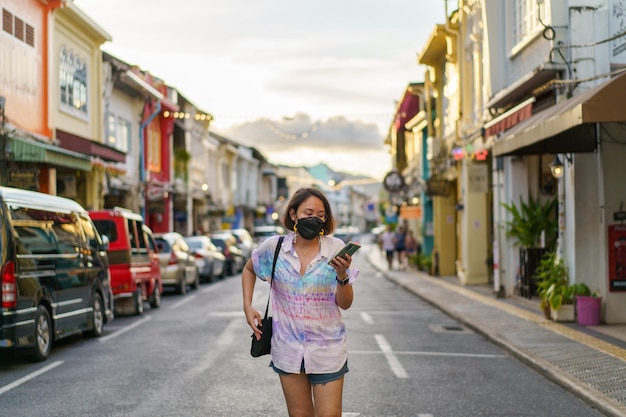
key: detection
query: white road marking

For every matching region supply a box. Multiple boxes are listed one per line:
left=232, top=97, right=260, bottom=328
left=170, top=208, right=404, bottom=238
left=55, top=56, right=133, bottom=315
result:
left=342, top=413, right=361, bottom=416
left=99, top=315, right=152, bottom=343
left=0, top=361, right=63, bottom=395
left=375, top=334, right=408, bottom=378
left=168, top=293, right=197, bottom=310
left=349, top=350, right=506, bottom=359
left=360, top=312, right=374, bottom=324
left=201, top=282, right=225, bottom=294
left=193, top=318, right=241, bottom=374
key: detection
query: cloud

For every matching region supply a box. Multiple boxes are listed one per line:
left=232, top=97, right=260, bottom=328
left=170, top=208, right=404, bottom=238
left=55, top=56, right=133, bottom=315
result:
left=221, top=113, right=384, bottom=152
left=216, top=113, right=392, bottom=179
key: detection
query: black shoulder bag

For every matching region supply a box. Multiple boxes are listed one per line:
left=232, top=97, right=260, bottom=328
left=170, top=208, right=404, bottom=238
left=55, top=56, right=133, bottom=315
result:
left=250, top=236, right=284, bottom=357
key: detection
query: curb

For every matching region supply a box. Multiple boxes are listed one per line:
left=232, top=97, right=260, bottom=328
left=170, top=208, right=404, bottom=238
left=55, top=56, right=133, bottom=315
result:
left=367, top=251, right=626, bottom=417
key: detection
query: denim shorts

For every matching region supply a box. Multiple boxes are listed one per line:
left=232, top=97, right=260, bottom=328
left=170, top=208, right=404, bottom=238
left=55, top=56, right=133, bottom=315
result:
left=270, top=360, right=349, bottom=385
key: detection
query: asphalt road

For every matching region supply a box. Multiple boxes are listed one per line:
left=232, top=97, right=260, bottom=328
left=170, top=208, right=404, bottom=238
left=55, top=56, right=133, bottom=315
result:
left=0, top=244, right=605, bottom=416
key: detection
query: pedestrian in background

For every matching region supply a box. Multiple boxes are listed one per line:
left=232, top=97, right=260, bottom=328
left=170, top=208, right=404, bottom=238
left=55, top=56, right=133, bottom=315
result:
left=394, top=225, right=407, bottom=270
left=405, top=229, right=418, bottom=269
left=242, top=187, right=359, bottom=417
left=380, top=224, right=396, bottom=270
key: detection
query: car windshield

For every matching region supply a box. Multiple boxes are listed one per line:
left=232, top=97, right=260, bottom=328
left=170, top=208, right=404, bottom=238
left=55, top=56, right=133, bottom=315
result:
left=155, top=238, right=171, bottom=253
left=186, top=240, right=203, bottom=250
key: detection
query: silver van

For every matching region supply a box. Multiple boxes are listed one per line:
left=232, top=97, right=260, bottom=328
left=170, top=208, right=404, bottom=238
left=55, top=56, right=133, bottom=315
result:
left=0, top=187, right=114, bottom=361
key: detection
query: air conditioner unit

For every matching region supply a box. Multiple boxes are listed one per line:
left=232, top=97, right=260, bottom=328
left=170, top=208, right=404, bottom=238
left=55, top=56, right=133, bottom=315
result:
left=57, top=175, right=77, bottom=198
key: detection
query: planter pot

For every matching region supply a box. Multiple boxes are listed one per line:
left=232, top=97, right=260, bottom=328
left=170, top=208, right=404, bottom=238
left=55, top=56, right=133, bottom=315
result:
left=576, top=296, right=602, bottom=326
left=550, top=304, right=574, bottom=322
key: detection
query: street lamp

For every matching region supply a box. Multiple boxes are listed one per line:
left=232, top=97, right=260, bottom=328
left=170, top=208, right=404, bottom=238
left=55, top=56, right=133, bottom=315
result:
left=549, top=155, right=564, bottom=178
left=549, top=154, right=572, bottom=179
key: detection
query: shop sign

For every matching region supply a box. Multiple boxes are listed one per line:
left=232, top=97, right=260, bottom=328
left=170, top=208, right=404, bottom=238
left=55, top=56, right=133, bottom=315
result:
left=400, top=205, right=422, bottom=219
left=8, top=169, right=39, bottom=191
left=425, top=178, right=451, bottom=197
left=468, top=163, right=488, bottom=193
left=452, top=144, right=489, bottom=161
left=147, top=185, right=165, bottom=201
left=608, top=225, right=626, bottom=291
left=383, top=170, right=407, bottom=193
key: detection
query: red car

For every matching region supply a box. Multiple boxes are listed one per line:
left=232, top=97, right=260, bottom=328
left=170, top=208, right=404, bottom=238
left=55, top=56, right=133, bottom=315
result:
left=89, top=208, right=162, bottom=315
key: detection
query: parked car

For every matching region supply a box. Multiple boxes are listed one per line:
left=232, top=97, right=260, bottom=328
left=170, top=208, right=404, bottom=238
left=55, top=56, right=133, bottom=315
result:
left=210, top=233, right=245, bottom=276
left=253, top=225, right=285, bottom=243
left=154, top=232, right=200, bottom=294
left=89, top=208, right=163, bottom=315
left=0, top=187, right=114, bottom=361
left=184, top=235, right=226, bottom=282
left=223, top=228, right=256, bottom=261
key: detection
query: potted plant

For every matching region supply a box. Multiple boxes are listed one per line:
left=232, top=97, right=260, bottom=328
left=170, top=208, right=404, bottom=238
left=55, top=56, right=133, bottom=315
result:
left=575, top=287, right=602, bottom=326
left=535, top=251, right=561, bottom=319
left=536, top=252, right=592, bottom=322
left=502, top=196, right=558, bottom=298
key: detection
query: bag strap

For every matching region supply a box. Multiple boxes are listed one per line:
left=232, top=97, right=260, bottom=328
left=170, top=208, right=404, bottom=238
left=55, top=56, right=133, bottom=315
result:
left=263, top=236, right=285, bottom=319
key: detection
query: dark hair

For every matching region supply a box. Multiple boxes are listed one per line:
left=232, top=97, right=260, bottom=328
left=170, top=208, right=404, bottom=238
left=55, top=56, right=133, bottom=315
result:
left=282, top=188, right=335, bottom=236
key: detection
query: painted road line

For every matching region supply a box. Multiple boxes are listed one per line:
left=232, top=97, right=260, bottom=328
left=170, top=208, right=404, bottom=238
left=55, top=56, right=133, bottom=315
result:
left=99, top=315, right=152, bottom=343
left=375, top=334, right=408, bottom=378
left=201, top=281, right=226, bottom=294
left=0, top=361, right=63, bottom=395
left=169, top=293, right=197, bottom=310
left=193, top=318, right=240, bottom=374
left=360, top=312, right=373, bottom=324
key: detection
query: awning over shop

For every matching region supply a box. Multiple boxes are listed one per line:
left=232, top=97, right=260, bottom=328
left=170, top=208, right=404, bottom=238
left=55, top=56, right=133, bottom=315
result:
left=9, top=136, right=92, bottom=171
left=492, top=72, right=626, bottom=157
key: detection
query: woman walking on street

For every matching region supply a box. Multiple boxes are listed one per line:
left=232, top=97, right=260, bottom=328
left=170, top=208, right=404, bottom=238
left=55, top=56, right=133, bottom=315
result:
left=380, top=224, right=396, bottom=270
left=394, top=225, right=407, bottom=270
left=242, top=187, right=359, bottom=417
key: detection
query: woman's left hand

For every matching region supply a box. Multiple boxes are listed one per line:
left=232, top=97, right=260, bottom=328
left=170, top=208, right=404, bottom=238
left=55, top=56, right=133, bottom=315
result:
left=329, top=254, right=351, bottom=278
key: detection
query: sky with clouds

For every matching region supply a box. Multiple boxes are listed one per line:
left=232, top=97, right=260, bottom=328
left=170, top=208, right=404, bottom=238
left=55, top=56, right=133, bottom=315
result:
left=73, top=0, right=447, bottom=180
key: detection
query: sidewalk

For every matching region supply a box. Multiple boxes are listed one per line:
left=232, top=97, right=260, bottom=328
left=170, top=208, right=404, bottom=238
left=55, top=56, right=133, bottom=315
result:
left=366, top=246, right=626, bottom=417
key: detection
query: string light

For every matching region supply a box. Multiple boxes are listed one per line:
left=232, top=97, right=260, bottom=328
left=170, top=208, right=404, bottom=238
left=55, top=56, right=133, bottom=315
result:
left=162, top=110, right=213, bottom=121
left=262, top=118, right=321, bottom=140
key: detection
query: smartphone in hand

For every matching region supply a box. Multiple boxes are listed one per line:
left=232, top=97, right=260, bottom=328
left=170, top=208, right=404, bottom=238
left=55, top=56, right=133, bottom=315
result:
left=328, top=242, right=361, bottom=264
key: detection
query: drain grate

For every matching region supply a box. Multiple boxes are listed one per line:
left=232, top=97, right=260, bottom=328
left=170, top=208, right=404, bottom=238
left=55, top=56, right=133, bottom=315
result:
left=428, top=324, right=473, bottom=334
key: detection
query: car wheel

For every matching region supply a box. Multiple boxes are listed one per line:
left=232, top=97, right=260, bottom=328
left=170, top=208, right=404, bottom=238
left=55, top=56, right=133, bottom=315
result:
left=227, top=260, right=234, bottom=276
left=149, top=285, right=161, bottom=309
left=192, top=268, right=200, bottom=290
left=220, top=263, right=226, bottom=279
left=134, top=287, right=144, bottom=315
left=178, top=275, right=187, bottom=295
left=84, top=294, right=104, bottom=338
left=207, top=263, right=214, bottom=283
left=32, top=306, right=52, bottom=361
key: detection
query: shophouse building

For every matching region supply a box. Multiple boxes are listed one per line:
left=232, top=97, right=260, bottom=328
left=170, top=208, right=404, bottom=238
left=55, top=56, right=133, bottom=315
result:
left=480, top=0, right=626, bottom=323
left=416, top=0, right=626, bottom=323
left=0, top=1, right=104, bottom=197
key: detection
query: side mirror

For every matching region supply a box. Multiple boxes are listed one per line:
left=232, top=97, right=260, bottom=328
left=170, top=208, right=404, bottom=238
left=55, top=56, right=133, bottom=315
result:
left=101, top=235, right=110, bottom=251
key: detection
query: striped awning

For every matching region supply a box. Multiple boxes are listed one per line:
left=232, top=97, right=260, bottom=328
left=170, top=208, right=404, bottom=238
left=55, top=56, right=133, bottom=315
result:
left=9, top=136, right=91, bottom=171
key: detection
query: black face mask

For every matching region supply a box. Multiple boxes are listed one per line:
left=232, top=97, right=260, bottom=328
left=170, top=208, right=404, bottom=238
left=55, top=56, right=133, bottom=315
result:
left=296, top=217, right=325, bottom=240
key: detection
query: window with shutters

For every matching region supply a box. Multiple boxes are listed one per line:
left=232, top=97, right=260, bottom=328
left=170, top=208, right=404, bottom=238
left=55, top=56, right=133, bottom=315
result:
left=2, top=8, right=35, bottom=48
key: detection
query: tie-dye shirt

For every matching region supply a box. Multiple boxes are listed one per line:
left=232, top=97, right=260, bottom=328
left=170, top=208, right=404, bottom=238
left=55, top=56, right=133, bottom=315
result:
left=251, top=232, right=359, bottom=374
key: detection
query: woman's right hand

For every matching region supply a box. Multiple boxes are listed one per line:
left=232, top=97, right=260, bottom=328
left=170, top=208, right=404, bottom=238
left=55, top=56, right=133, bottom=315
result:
left=245, top=305, right=263, bottom=340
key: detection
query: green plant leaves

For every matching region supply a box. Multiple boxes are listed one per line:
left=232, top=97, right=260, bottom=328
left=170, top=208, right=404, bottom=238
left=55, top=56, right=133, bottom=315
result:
left=501, top=196, right=557, bottom=249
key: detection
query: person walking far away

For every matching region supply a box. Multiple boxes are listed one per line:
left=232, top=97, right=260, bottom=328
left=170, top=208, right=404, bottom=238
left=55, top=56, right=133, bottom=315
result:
left=242, top=187, right=359, bottom=417
left=394, top=225, right=407, bottom=270
left=380, top=224, right=396, bottom=270
left=405, top=229, right=417, bottom=269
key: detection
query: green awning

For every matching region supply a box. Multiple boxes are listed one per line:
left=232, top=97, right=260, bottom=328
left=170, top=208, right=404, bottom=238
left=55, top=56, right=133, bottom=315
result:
left=9, top=136, right=91, bottom=171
